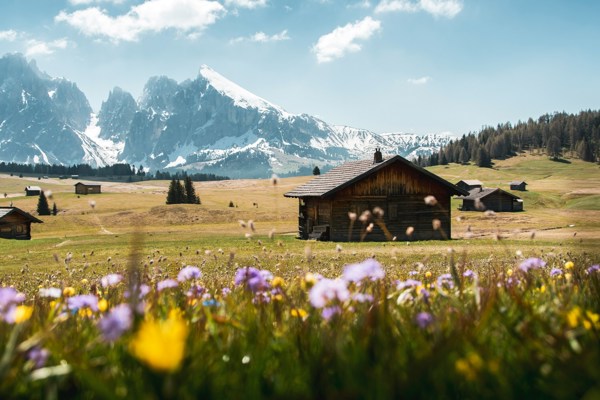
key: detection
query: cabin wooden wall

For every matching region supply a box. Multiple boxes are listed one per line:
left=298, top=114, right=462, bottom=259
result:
left=299, top=162, right=454, bottom=241
left=0, top=214, right=32, bottom=240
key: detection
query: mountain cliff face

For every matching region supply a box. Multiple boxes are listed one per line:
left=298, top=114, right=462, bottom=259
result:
left=0, top=54, right=452, bottom=177
left=0, top=53, right=109, bottom=166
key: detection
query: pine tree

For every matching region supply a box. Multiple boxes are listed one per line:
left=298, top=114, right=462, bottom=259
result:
left=477, top=147, right=492, bottom=168
left=37, top=191, right=51, bottom=216
left=313, top=166, right=321, bottom=175
left=184, top=176, right=200, bottom=204
left=52, top=203, right=58, bottom=216
left=166, top=179, right=179, bottom=204
left=459, top=148, right=469, bottom=164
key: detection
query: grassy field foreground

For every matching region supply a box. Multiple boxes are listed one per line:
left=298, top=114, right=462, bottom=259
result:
left=0, top=155, right=599, bottom=398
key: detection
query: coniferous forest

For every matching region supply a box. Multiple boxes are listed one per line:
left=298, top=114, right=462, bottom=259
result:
left=418, top=110, right=600, bottom=167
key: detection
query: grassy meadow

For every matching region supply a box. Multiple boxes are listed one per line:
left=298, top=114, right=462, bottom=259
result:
left=1, top=154, right=599, bottom=398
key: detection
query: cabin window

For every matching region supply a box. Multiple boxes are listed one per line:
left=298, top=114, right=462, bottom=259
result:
left=16, top=225, right=24, bottom=233
left=1, top=226, right=11, bottom=233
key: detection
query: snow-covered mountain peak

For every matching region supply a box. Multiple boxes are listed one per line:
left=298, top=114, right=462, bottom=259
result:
left=199, top=64, right=290, bottom=117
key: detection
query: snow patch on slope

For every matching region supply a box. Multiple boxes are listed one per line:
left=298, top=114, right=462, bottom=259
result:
left=80, top=114, right=124, bottom=166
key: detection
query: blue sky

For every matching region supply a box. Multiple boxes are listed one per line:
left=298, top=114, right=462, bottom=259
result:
left=1, top=0, right=599, bottom=135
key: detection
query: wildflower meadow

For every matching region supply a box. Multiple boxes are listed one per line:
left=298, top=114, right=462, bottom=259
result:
left=1, top=244, right=599, bottom=399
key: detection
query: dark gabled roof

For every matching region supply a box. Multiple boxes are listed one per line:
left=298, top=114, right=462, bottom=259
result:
left=0, top=207, right=43, bottom=223
left=284, top=155, right=468, bottom=198
left=74, top=182, right=101, bottom=187
left=457, top=187, right=521, bottom=200
left=456, top=179, right=483, bottom=186
left=509, top=180, right=527, bottom=185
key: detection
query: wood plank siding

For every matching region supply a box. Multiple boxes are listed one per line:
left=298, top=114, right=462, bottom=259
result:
left=285, top=154, right=466, bottom=242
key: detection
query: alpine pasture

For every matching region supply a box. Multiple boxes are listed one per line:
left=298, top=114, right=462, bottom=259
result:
left=1, top=154, right=599, bottom=399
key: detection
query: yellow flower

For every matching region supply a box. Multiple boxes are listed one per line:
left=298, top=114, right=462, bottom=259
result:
left=425, top=271, right=432, bottom=279
left=78, top=308, right=93, bottom=318
left=130, top=313, right=188, bottom=373
left=14, top=305, right=33, bottom=324
left=63, top=287, right=76, bottom=297
left=291, top=308, right=308, bottom=319
left=564, top=261, right=574, bottom=270
left=455, top=358, right=476, bottom=381
left=584, top=311, right=600, bottom=330
left=506, top=269, right=513, bottom=277
left=272, top=276, right=286, bottom=288
left=81, top=278, right=89, bottom=285
left=567, top=307, right=581, bottom=328
left=98, top=298, right=108, bottom=312
left=272, top=293, right=283, bottom=302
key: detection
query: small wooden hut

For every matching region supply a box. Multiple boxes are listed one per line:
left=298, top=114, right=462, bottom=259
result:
left=458, top=188, right=523, bottom=212
left=456, top=180, right=483, bottom=192
left=74, top=182, right=102, bottom=195
left=509, top=181, right=527, bottom=191
left=284, top=150, right=467, bottom=241
left=0, top=207, right=43, bottom=240
left=25, top=186, right=42, bottom=196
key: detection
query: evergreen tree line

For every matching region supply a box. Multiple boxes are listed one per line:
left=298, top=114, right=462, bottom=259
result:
left=416, top=110, right=600, bottom=168
left=0, top=161, right=229, bottom=181
left=166, top=177, right=201, bottom=205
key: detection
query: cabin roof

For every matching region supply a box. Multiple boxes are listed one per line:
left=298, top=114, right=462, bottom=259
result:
left=457, top=187, right=521, bottom=200
left=509, top=180, right=527, bottom=185
left=457, top=179, right=483, bottom=186
left=25, top=186, right=42, bottom=191
left=284, top=155, right=468, bottom=198
left=0, top=207, right=43, bottom=223
left=74, top=182, right=101, bottom=187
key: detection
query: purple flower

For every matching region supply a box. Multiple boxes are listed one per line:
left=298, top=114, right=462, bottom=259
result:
left=352, top=293, right=374, bottom=303
left=27, top=346, right=50, bottom=369
left=221, top=287, right=232, bottom=297
left=463, top=270, right=476, bottom=278
left=186, top=284, right=205, bottom=298
left=550, top=268, right=563, bottom=277
left=234, top=267, right=272, bottom=293
left=157, top=279, right=178, bottom=292
left=125, top=284, right=151, bottom=299
left=38, top=288, right=62, bottom=298
left=396, top=279, right=422, bottom=290
left=0, top=287, right=26, bottom=312
left=415, top=312, right=434, bottom=329
left=97, top=304, right=132, bottom=342
left=408, top=271, right=419, bottom=276
left=437, top=274, right=455, bottom=290
left=518, top=258, right=546, bottom=273
left=100, top=273, right=123, bottom=288
left=67, top=294, right=99, bottom=312
left=309, top=278, right=350, bottom=308
left=587, top=265, right=600, bottom=274
left=177, top=265, right=202, bottom=282
left=322, top=306, right=342, bottom=321
left=343, top=258, right=385, bottom=283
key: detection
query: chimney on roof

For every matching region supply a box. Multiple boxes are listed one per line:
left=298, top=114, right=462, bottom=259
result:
left=373, top=148, right=383, bottom=163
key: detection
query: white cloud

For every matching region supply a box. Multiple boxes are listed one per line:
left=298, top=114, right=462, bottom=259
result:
left=407, top=76, right=431, bottom=85
left=55, top=0, right=226, bottom=42
left=0, top=30, right=18, bottom=41
left=230, top=29, right=289, bottom=44
left=312, top=16, right=381, bottom=63
left=224, top=0, right=267, bottom=9
left=375, top=0, right=462, bottom=18
left=68, top=0, right=126, bottom=5
left=25, top=38, right=70, bottom=57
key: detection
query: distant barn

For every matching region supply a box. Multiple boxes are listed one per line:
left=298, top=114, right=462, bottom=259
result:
left=25, top=186, right=42, bottom=196
left=458, top=188, right=523, bottom=212
left=509, top=181, right=527, bottom=191
left=74, top=182, right=101, bottom=195
left=0, top=207, right=43, bottom=240
left=456, top=180, right=483, bottom=192
left=284, top=150, right=467, bottom=241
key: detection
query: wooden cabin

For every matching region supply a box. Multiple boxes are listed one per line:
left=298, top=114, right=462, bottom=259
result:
left=458, top=188, right=523, bottom=212
left=509, top=181, right=527, bottom=191
left=456, top=180, right=483, bottom=192
left=284, top=150, right=467, bottom=241
left=25, top=186, right=42, bottom=196
left=0, top=207, right=43, bottom=240
left=74, top=182, right=101, bottom=195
